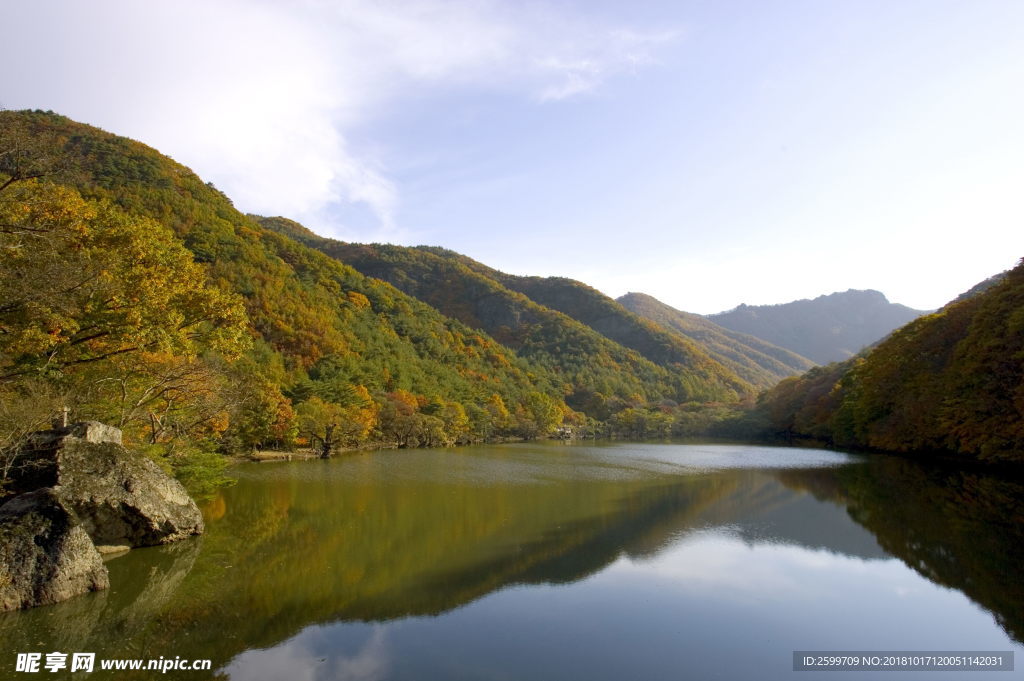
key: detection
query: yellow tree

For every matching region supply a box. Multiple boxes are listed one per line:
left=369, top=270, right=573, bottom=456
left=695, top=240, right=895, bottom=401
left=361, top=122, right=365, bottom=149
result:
left=0, top=180, right=248, bottom=382
left=0, top=179, right=249, bottom=489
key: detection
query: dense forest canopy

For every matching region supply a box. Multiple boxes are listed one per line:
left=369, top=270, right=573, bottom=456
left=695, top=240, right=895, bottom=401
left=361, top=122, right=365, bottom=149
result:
left=0, top=110, right=775, bottom=495
left=759, top=260, right=1024, bottom=463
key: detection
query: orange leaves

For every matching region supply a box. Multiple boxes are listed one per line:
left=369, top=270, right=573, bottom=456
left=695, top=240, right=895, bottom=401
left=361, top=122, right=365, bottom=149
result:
left=387, top=389, right=423, bottom=414
left=1, top=181, right=250, bottom=380
left=346, top=291, right=371, bottom=309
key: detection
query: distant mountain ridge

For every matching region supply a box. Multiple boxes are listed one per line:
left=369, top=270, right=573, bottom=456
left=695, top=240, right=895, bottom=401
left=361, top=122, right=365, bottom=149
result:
left=708, top=289, right=928, bottom=364
left=617, top=292, right=814, bottom=387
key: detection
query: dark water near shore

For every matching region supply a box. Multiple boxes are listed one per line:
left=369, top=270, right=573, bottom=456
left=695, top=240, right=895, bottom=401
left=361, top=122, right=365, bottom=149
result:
left=3, top=442, right=1023, bottom=680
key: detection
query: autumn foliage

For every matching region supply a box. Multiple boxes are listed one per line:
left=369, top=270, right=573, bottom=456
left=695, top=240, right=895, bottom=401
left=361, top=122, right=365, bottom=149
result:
left=759, top=260, right=1024, bottom=462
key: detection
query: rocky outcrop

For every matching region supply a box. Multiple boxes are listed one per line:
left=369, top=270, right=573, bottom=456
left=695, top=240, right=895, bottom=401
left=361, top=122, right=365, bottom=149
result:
left=11, top=424, right=204, bottom=549
left=2, top=421, right=204, bottom=610
left=0, top=488, right=109, bottom=612
left=10, top=421, right=125, bottom=495
left=53, top=437, right=204, bottom=548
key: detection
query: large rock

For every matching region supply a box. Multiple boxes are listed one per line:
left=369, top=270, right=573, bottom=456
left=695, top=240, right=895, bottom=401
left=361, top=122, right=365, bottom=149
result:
left=0, top=488, right=109, bottom=612
left=11, top=421, right=124, bottom=495
left=11, top=423, right=204, bottom=549
left=55, top=439, right=204, bottom=549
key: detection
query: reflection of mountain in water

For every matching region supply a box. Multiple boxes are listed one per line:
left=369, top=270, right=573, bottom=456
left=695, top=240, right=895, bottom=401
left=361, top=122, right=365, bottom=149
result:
left=778, top=459, right=1024, bottom=643
left=708, top=478, right=889, bottom=560
left=3, top=444, right=1022, bottom=678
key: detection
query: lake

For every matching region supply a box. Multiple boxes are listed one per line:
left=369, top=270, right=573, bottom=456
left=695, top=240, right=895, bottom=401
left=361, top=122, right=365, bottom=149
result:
left=2, top=442, right=1022, bottom=680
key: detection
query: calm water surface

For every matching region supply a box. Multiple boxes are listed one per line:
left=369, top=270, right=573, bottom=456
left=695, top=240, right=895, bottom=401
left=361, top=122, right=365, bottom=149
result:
left=3, top=442, right=1023, bottom=680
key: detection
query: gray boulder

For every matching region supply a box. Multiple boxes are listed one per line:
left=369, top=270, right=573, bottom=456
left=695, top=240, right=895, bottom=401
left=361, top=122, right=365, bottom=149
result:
left=12, top=421, right=124, bottom=495
left=0, top=488, right=109, bottom=612
left=54, top=439, right=204, bottom=548
left=11, top=423, right=204, bottom=549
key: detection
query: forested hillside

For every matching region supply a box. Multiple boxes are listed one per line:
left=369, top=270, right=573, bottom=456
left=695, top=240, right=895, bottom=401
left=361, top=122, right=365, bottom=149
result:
left=617, top=292, right=814, bottom=388
left=261, top=218, right=751, bottom=406
left=418, top=247, right=753, bottom=395
left=709, top=289, right=926, bottom=364
left=0, top=110, right=778, bottom=494
left=0, top=110, right=578, bottom=493
left=12, top=107, right=1008, bottom=482
left=759, top=261, right=1024, bottom=463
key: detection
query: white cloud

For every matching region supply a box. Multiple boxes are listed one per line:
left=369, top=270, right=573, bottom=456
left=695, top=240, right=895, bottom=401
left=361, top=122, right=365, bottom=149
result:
left=222, top=624, right=391, bottom=681
left=3, top=0, right=676, bottom=240
left=535, top=28, right=679, bottom=101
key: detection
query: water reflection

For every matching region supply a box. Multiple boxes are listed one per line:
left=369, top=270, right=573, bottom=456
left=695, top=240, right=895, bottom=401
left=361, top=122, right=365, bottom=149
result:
left=781, top=457, right=1024, bottom=642
left=1, top=443, right=1021, bottom=680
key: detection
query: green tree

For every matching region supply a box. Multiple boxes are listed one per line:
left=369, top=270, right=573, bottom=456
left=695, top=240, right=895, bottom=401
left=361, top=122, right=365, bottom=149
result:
left=516, top=391, right=562, bottom=439
left=0, top=180, right=249, bottom=382
left=295, top=397, right=347, bottom=457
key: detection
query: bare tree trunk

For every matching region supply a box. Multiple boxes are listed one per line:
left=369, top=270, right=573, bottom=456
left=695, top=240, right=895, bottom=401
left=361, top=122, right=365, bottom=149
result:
left=319, top=423, right=337, bottom=458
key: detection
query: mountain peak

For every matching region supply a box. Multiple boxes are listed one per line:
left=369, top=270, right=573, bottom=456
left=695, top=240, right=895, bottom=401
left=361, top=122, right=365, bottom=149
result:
left=616, top=293, right=814, bottom=387
left=708, top=290, right=927, bottom=364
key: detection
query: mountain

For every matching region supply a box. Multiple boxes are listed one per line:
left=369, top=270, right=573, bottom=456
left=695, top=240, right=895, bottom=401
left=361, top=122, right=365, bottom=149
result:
left=758, top=262, right=1024, bottom=463
left=953, top=270, right=1009, bottom=303
left=0, top=109, right=579, bottom=461
left=418, top=247, right=755, bottom=397
left=707, top=289, right=928, bottom=364
left=0, top=110, right=762, bottom=470
left=260, top=221, right=754, bottom=406
left=617, top=292, right=814, bottom=388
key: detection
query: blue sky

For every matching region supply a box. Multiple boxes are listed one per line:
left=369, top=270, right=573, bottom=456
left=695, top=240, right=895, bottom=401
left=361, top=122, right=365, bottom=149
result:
left=4, top=0, right=1023, bottom=312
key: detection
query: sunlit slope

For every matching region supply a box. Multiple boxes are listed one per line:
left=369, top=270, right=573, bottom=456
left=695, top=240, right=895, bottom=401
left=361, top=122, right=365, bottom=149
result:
left=617, top=292, right=814, bottom=388
left=261, top=219, right=753, bottom=405
left=1, top=110, right=560, bottom=409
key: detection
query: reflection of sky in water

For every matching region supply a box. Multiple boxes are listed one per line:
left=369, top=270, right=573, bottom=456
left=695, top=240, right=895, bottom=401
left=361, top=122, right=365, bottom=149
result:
left=223, top=530, right=1021, bottom=681
left=7, top=443, right=1020, bottom=681
left=577, top=442, right=861, bottom=472
left=226, top=627, right=391, bottom=681
left=233, top=442, right=859, bottom=488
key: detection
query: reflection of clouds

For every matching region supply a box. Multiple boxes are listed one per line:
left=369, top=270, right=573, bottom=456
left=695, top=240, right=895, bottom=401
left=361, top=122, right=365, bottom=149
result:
left=325, top=628, right=390, bottom=681
left=613, top=531, right=922, bottom=604
left=222, top=625, right=390, bottom=681
left=581, top=443, right=858, bottom=478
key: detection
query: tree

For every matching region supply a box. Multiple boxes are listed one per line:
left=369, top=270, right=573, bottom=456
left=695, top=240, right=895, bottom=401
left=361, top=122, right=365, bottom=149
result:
left=226, top=377, right=297, bottom=452
left=0, top=177, right=251, bottom=495
left=295, top=397, right=347, bottom=458
left=0, top=180, right=249, bottom=381
left=484, top=393, right=511, bottom=436
left=515, top=391, right=562, bottom=439
left=0, top=111, right=78, bottom=193
left=0, top=379, right=67, bottom=493
left=437, top=401, right=471, bottom=445
left=71, top=351, right=264, bottom=453
left=378, top=390, right=424, bottom=448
